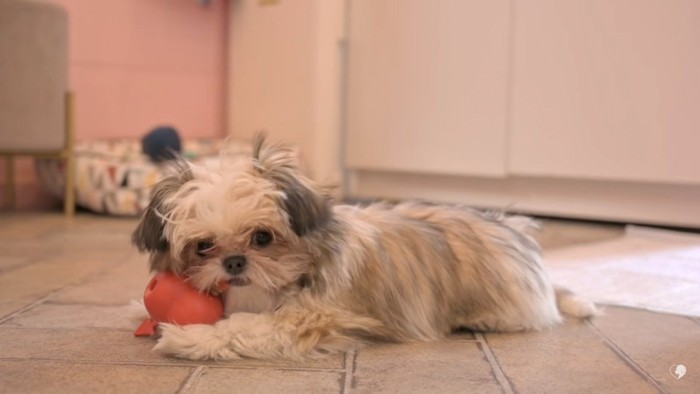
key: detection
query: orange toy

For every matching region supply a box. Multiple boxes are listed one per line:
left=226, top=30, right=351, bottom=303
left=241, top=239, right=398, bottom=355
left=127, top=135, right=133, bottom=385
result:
left=134, top=271, right=226, bottom=337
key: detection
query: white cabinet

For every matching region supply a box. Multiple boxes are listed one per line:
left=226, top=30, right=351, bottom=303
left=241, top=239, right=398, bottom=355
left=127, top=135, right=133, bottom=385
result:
left=509, top=0, right=700, bottom=184
left=344, top=0, right=700, bottom=227
left=345, top=0, right=511, bottom=177
left=227, top=0, right=345, bottom=186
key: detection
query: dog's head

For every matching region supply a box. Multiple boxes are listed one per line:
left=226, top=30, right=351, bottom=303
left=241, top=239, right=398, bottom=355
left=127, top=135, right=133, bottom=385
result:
left=132, top=135, right=332, bottom=295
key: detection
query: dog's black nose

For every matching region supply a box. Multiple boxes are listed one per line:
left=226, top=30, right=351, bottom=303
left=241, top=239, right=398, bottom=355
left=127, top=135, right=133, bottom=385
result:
left=223, top=255, right=247, bottom=275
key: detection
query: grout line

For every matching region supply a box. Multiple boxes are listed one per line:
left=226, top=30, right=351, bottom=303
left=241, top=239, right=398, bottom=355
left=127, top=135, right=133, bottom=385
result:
left=586, top=320, right=668, bottom=394
left=0, top=326, right=134, bottom=332
left=0, top=256, right=44, bottom=275
left=475, top=332, right=515, bottom=394
left=204, top=364, right=345, bottom=372
left=0, top=357, right=346, bottom=372
left=0, top=289, right=66, bottom=325
left=175, top=366, right=205, bottom=394
left=342, top=349, right=356, bottom=394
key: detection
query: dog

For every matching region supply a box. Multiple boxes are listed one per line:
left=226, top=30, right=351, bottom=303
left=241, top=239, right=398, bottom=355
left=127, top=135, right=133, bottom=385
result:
left=132, top=135, right=597, bottom=360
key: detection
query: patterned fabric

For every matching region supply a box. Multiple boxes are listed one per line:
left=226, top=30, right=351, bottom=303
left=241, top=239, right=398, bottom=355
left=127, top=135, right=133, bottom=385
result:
left=36, top=138, right=241, bottom=216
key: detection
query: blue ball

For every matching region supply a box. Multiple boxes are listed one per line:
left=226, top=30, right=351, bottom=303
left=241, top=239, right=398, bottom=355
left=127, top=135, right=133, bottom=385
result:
left=142, top=126, right=182, bottom=162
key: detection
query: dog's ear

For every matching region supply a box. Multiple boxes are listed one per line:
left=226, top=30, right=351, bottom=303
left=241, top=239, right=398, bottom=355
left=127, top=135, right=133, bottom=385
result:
left=252, top=133, right=331, bottom=236
left=132, top=160, right=193, bottom=253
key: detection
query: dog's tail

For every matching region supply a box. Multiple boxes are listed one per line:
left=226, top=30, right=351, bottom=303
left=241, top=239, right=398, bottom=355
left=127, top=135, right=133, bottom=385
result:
left=555, top=287, right=599, bottom=318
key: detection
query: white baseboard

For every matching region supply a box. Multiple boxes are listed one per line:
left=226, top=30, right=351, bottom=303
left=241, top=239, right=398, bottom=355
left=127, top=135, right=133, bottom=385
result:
left=346, top=170, right=700, bottom=228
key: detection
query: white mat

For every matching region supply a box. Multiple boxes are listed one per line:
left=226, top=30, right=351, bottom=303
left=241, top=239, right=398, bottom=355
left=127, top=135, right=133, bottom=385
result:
left=546, top=226, right=700, bottom=317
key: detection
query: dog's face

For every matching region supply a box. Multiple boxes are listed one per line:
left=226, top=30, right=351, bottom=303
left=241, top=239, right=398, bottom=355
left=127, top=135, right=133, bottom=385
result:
left=132, top=135, right=331, bottom=295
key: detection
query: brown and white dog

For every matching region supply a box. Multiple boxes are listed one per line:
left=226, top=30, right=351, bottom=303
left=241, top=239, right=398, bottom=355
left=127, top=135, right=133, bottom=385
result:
left=132, top=135, right=596, bottom=360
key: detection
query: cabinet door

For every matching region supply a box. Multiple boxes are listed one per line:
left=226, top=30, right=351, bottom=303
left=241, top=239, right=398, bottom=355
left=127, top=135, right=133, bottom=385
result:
left=345, top=0, right=511, bottom=177
left=510, top=0, right=700, bottom=184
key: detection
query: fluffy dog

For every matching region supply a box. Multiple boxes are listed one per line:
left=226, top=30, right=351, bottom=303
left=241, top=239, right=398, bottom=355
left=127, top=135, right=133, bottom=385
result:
left=132, top=135, right=596, bottom=360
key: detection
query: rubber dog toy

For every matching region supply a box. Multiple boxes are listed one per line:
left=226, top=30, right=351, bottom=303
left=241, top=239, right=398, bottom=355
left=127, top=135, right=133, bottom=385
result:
left=134, top=271, right=226, bottom=337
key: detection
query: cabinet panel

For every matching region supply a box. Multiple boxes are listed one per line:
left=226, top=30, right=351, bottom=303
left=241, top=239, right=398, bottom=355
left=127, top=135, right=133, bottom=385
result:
left=510, top=0, right=700, bottom=184
left=345, top=0, right=510, bottom=176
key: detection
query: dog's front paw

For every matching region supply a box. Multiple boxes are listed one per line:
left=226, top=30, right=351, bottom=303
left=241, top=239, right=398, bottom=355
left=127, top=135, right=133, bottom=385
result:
left=154, top=323, right=240, bottom=360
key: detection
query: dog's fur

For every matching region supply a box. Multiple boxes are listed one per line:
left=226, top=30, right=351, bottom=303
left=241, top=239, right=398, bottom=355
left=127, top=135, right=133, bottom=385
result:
left=132, top=135, right=596, bottom=360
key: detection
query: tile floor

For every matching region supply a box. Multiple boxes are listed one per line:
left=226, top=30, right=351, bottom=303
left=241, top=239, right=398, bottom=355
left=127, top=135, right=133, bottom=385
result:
left=0, top=213, right=698, bottom=393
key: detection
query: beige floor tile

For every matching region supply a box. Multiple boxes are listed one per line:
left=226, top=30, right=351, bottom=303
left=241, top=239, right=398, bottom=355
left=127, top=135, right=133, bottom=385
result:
left=48, top=232, right=133, bottom=253
left=0, top=235, right=37, bottom=251
left=0, top=255, right=114, bottom=305
left=52, top=254, right=151, bottom=306
left=0, top=213, right=133, bottom=252
left=0, top=327, right=345, bottom=369
left=41, top=232, right=136, bottom=263
left=0, top=360, right=191, bottom=394
left=0, top=239, right=52, bottom=261
left=69, top=214, right=139, bottom=232
left=189, top=368, right=343, bottom=394
left=593, top=306, right=700, bottom=394
left=0, top=213, right=70, bottom=239
left=45, top=222, right=136, bottom=247
left=0, top=327, right=158, bottom=363
left=352, top=340, right=502, bottom=393
left=0, top=236, right=131, bottom=267
left=1, top=303, right=137, bottom=330
left=0, top=302, right=30, bottom=320
left=0, top=254, right=34, bottom=272
left=485, top=318, right=659, bottom=394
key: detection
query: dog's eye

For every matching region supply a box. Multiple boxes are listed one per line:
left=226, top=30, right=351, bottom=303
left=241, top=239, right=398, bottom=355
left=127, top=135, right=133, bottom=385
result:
left=252, top=230, right=273, bottom=248
left=196, top=241, right=216, bottom=256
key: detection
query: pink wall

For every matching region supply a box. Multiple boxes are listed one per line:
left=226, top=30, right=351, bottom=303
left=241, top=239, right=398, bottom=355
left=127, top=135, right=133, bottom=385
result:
left=60, top=0, right=228, bottom=140
left=1, top=0, right=228, bottom=210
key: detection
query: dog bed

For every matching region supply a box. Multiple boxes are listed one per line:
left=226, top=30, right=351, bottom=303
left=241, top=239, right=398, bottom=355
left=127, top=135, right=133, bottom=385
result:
left=36, top=138, right=243, bottom=216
